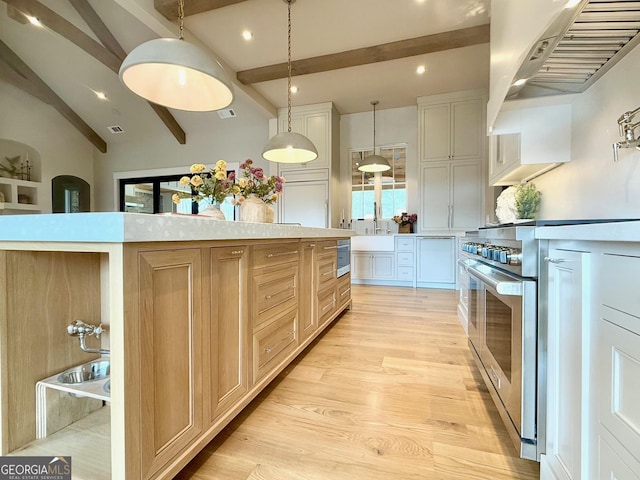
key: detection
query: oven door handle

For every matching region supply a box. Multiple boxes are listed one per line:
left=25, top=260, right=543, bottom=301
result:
left=466, top=263, right=523, bottom=296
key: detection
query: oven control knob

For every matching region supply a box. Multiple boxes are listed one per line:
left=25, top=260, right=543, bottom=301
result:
left=499, top=249, right=509, bottom=264
left=492, top=249, right=502, bottom=261
left=481, top=247, right=489, bottom=258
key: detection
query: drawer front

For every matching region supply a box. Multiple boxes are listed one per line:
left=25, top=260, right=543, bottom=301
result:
left=253, top=308, right=298, bottom=382
left=396, top=237, right=415, bottom=252
left=253, top=243, right=300, bottom=270
left=396, top=252, right=414, bottom=266
left=317, top=240, right=338, bottom=258
left=396, top=266, right=414, bottom=281
left=317, top=255, right=337, bottom=290
left=337, top=274, right=351, bottom=307
left=253, top=265, right=298, bottom=330
left=318, top=287, right=337, bottom=325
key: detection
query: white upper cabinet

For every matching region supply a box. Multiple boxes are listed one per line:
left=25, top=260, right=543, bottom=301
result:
left=419, top=93, right=484, bottom=162
left=489, top=102, right=572, bottom=186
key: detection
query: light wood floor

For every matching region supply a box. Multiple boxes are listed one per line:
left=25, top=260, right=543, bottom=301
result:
left=176, top=285, right=540, bottom=480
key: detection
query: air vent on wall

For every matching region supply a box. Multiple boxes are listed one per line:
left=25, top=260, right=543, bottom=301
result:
left=107, top=125, right=124, bottom=134
left=217, top=108, right=237, bottom=119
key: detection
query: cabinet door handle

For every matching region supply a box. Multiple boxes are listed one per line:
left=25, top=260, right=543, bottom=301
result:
left=265, top=348, right=272, bottom=354
left=266, top=250, right=299, bottom=258
left=231, top=250, right=244, bottom=255
left=323, top=245, right=338, bottom=250
left=544, top=257, right=566, bottom=264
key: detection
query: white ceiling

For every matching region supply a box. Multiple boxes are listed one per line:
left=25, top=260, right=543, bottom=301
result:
left=0, top=0, right=490, bottom=148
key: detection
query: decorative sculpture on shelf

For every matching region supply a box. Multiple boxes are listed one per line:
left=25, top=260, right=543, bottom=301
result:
left=0, top=155, right=31, bottom=180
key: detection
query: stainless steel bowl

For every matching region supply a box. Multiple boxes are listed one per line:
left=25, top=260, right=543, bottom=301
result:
left=57, top=359, right=110, bottom=384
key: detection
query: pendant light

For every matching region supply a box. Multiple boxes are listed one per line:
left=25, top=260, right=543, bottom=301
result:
left=119, top=0, right=234, bottom=112
left=262, top=0, right=318, bottom=164
left=358, top=101, right=391, bottom=172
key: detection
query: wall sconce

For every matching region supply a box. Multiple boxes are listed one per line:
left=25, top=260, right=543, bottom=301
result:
left=613, top=106, right=640, bottom=161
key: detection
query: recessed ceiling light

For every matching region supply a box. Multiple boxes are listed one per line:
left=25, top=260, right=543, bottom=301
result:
left=564, top=0, right=581, bottom=8
left=290, top=85, right=298, bottom=94
left=513, top=78, right=528, bottom=87
left=416, top=65, right=426, bottom=75
left=95, top=91, right=108, bottom=101
left=242, top=30, right=253, bottom=40
left=26, top=15, right=41, bottom=26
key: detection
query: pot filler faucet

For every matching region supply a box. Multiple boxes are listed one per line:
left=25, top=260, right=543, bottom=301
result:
left=67, top=320, right=110, bottom=355
left=613, top=106, right=640, bottom=161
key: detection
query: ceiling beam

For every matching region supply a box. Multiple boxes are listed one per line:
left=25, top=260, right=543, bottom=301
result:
left=237, top=24, right=491, bottom=85
left=154, top=0, right=248, bottom=20
left=68, top=0, right=186, bottom=144
left=68, top=0, right=128, bottom=59
left=3, top=0, right=122, bottom=73
left=0, top=39, right=107, bottom=153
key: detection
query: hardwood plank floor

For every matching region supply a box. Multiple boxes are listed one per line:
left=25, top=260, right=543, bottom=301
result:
left=176, top=285, right=540, bottom=480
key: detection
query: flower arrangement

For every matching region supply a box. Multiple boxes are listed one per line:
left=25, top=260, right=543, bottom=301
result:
left=172, top=160, right=232, bottom=205
left=232, top=159, right=285, bottom=205
left=392, top=212, right=417, bottom=226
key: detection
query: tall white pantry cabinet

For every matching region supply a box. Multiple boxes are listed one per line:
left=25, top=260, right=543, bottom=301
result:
left=270, top=102, right=341, bottom=228
left=417, top=90, right=487, bottom=232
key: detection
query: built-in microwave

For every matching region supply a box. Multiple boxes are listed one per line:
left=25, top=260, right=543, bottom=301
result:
left=336, top=239, right=350, bottom=277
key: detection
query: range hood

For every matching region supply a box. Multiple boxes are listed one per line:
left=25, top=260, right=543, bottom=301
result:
left=507, top=0, right=640, bottom=100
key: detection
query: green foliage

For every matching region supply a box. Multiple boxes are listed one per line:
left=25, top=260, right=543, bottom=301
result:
left=515, top=183, right=541, bottom=219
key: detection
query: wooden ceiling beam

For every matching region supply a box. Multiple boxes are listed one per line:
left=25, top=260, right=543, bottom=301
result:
left=154, top=0, right=248, bottom=20
left=68, top=0, right=186, bottom=144
left=3, top=0, right=122, bottom=73
left=237, top=24, right=491, bottom=85
left=68, top=0, right=127, bottom=60
left=0, top=61, right=50, bottom=104
left=0, top=39, right=107, bottom=153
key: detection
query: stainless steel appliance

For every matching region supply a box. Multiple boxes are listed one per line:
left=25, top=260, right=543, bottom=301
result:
left=336, top=239, right=351, bottom=278
left=459, top=225, right=540, bottom=461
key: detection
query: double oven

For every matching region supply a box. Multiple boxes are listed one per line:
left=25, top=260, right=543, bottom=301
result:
left=458, top=225, right=542, bottom=461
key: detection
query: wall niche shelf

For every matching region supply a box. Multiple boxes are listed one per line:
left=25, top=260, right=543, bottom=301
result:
left=0, top=177, right=41, bottom=212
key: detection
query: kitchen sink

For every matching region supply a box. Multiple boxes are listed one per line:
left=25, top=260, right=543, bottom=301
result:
left=57, top=359, right=110, bottom=384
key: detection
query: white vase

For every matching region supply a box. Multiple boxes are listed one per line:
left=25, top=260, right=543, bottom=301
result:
left=240, top=194, right=273, bottom=223
left=198, top=203, right=226, bottom=220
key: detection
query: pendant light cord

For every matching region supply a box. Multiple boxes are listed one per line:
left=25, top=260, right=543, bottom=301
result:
left=178, top=0, right=185, bottom=40
left=372, top=100, right=379, bottom=153
left=286, top=0, right=292, bottom=133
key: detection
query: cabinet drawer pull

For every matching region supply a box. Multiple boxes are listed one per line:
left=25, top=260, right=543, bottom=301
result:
left=264, top=348, right=272, bottom=354
left=321, top=270, right=335, bottom=277
left=340, top=288, right=351, bottom=297
left=323, top=245, right=338, bottom=250
left=544, top=257, right=566, bottom=264
left=322, top=301, right=335, bottom=312
left=231, top=250, right=244, bottom=255
left=265, top=285, right=294, bottom=300
left=266, top=250, right=299, bottom=258
left=309, top=244, right=316, bottom=247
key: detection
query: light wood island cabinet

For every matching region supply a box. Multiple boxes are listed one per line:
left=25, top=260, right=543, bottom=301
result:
left=0, top=213, right=352, bottom=480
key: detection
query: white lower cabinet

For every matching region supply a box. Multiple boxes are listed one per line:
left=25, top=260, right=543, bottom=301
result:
left=351, top=252, right=394, bottom=280
left=416, top=237, right=455, bottom=284
left=542, top=248, right=590, bottom=480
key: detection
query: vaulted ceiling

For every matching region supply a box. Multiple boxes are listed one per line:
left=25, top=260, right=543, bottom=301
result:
left=0, top=0, right=490, bottom=152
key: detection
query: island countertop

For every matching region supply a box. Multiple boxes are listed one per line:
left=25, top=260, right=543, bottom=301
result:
left=0, top=212, right=354, bottom=243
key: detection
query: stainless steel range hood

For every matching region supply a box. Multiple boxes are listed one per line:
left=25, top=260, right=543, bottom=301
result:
left=507, top=0, right=640, bottom=100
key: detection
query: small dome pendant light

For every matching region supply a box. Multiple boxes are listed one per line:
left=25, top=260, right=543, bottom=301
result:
left=119, top=0, right=234, bottom=112
left=262, top=0, right=318, bottom=164
left=358, top=101, right=391, bottom=172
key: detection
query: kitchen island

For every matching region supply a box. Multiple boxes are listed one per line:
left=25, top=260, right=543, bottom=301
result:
left=0, top=213, right=353, bottom=480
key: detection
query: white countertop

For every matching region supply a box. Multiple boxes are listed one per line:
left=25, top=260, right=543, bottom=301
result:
left=0, top=213, right=354, bottom=243
left=535, top=220, right=640, bottom=242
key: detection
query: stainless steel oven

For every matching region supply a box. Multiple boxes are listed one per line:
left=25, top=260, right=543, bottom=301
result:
left=336, top=239, right=350, bottom=278
left=460, top=226, right=540, bottom=461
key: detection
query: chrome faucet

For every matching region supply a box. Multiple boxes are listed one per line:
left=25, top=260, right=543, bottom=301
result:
left=67, top=320, right=110, bottom=355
